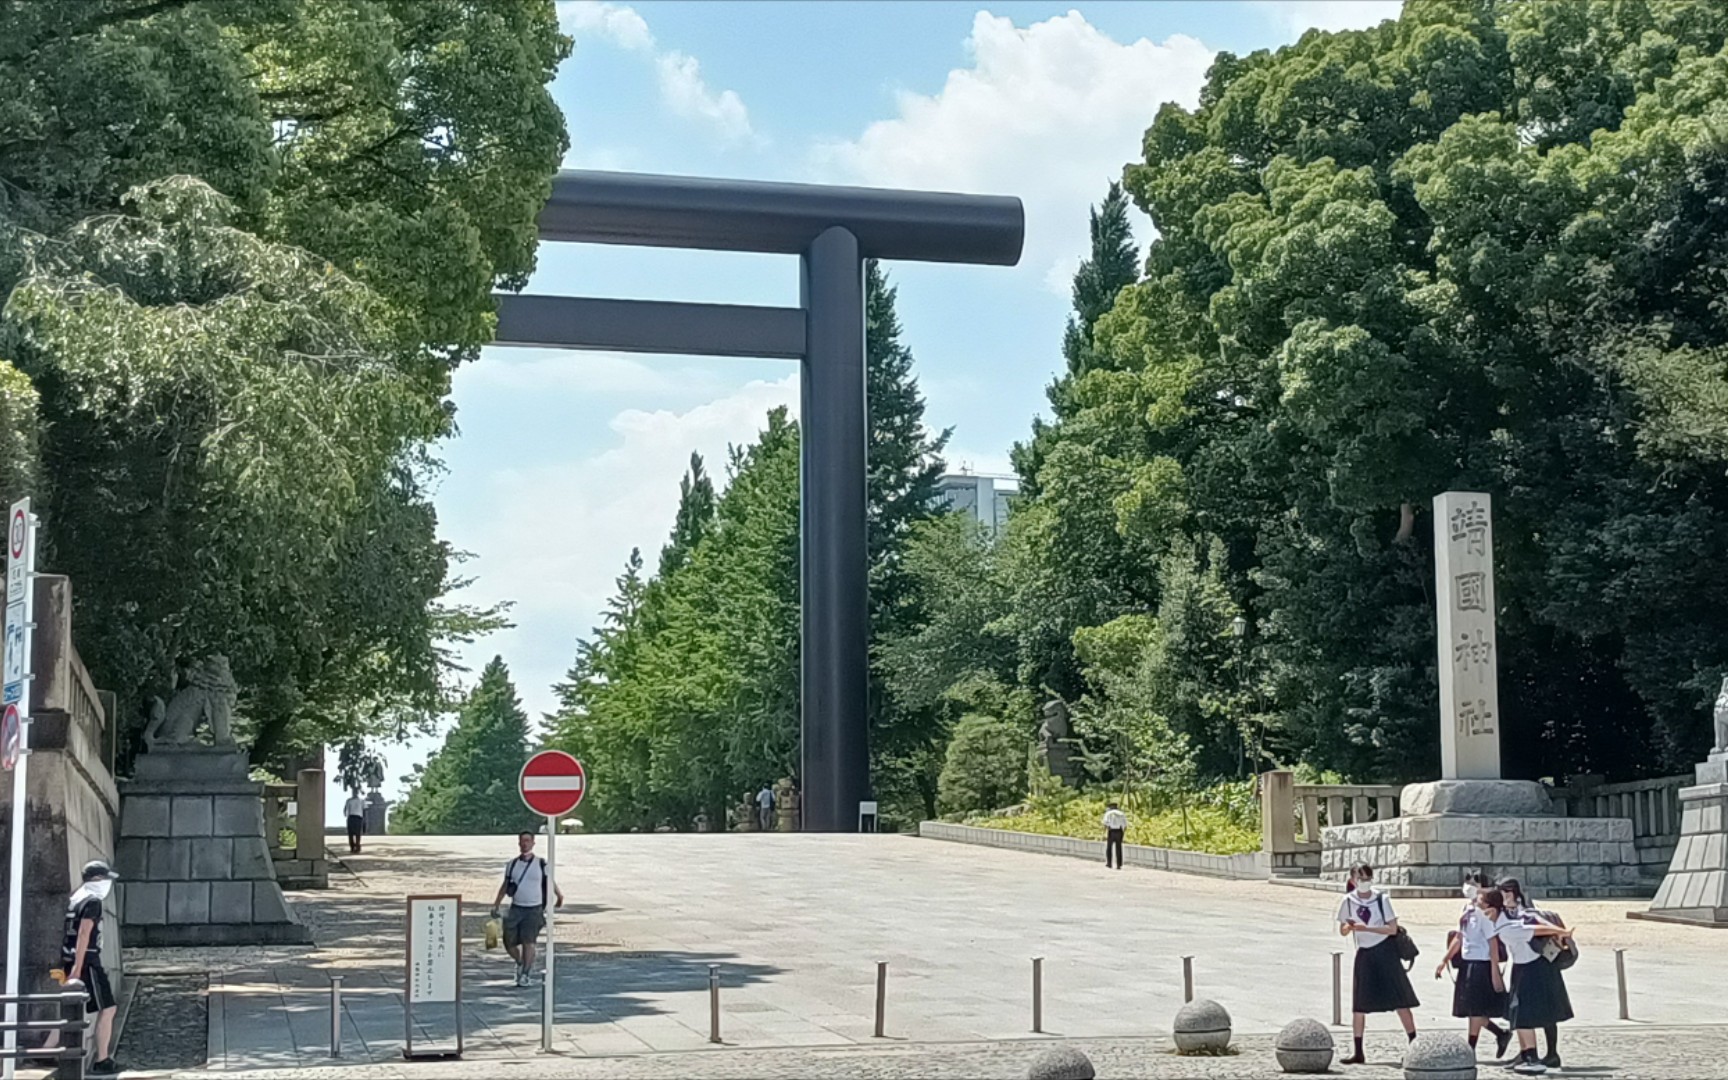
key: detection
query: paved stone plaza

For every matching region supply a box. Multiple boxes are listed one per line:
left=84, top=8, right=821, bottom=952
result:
left=118, top=834, right=1728, bottom=1077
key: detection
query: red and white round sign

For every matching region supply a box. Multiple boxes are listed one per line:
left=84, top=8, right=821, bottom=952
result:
left=2, top=703, right=20, bottom=772
left=9, top=508, right=25, bottom=561
left=519, top=750, right=586, bottom=818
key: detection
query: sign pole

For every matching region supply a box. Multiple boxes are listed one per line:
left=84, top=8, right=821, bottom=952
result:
left=3, top=500, right=35, bottom=1080
left=542, top=817, right=555, bottom=1053
left=517, top=749, right=584, bottom=1057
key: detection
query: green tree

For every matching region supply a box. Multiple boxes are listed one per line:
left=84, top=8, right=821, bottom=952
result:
left=936, top=714, right=1029, bottom=816
left=864, top=261, right=951, bottom=821
left=1010, top=0, right=1728, bottom=783
left=0, top=0, right=565, bottom=765
left=393, top=656, right=534, bottom=834
left=658, top=453, right=716, bottom=577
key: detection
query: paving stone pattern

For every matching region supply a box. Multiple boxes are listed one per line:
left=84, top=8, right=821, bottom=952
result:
left=120, top=834, right=1728, bottom=1074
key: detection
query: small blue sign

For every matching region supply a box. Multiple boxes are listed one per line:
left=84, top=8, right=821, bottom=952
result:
left=2, top=681, right=20, bottom=706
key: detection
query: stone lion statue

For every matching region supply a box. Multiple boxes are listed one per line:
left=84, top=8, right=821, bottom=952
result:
left=1715, top=676, right=1728, bottom=755
left=143, top=655, right=238, bottom=749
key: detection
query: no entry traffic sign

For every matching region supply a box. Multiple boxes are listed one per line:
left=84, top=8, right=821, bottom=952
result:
left=519, top=750, right=586, bottom=818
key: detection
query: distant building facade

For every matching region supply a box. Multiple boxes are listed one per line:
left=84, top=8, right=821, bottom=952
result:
left=934, top=471, right=1017, bottom=534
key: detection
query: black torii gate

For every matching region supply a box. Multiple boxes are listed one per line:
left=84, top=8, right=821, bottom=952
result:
left=495, top=170, right=1024, bottom=832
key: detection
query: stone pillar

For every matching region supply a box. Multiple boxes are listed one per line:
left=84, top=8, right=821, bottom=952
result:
left=1433, top=491, right=1502, bottom=780
left=295, top=768, right=324, bottom=862
left=1260, top=770, right=1296, bottom=857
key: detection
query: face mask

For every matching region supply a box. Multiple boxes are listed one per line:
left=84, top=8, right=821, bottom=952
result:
left=85, top=879, right=112, bottom=901
left=1355, top=882, right=1373, bottom=896
left=1463, top=883, right=1478, bottom=899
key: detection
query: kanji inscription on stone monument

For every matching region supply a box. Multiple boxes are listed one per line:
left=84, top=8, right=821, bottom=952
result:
left=1434, top=491, right=1501, bottom=779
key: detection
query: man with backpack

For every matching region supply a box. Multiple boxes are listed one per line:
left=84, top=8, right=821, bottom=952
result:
left=490, top=831, right=563, bottom=987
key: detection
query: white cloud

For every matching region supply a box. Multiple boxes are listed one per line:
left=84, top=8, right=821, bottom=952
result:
left=442, top=374, right=799, bottom=717
left=557, top=0, right=755, bottom=143
left=815, top=11, right=1213, bottom=297
left=1254, top=0, right=1404, bottom=36
left=656, top=52, right=753, bottom=144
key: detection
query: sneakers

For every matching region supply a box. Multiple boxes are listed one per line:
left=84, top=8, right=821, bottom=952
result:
left=514, top=969, right=530, bottom=988
left=1512, top=1060, right=1547, bottom=1075
left=1494, top=1029, right=1514, bottom=1060
left=1542, top=1052, right=1562, bottom=1069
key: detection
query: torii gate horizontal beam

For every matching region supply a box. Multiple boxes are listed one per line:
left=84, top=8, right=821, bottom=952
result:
left=494, top=294, right=805, bottom=359
left=538, top=170, right=1023, bottom=265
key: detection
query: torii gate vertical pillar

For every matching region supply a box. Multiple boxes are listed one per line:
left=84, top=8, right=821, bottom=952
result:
left=800, top=227, right=869, bottom=832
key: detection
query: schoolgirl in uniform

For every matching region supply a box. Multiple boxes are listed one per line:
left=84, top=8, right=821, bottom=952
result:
left=1336, top=863, right=1419, bottom=1065
left=1435, top=874, right=1511, bottom=1058
left=1499, top=877, right=1582, bottom=1071
left=1492, top=878, right=1575, bottom=1075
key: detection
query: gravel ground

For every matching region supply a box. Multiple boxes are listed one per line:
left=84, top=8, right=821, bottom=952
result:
left=164, top=1026, right=1728, bottom=1079
left=120, top=975, right=209, bottom=1072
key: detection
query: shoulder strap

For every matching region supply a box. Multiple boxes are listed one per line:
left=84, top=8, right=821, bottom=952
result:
left=1376, top=894, right=1387, bottom=921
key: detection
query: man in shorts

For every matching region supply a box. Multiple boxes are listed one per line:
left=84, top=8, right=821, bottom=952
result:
left=491, top=831, right=563, bottom=987
left=61, top=860, right=123, bottom=1074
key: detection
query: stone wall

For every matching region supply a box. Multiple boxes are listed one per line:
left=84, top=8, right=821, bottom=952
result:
left=920, top=821, right=1269, bottom=880
left=0, top=576, right=122, bottom=995
left=1321, top=813, right=1642, bottom=897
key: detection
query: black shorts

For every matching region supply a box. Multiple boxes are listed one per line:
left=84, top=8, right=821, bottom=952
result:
left=75, top=962, right=116, bottom=1013
left=347, top=815, right=364, bottom=839
left=502, top=904, right=544, bottom=948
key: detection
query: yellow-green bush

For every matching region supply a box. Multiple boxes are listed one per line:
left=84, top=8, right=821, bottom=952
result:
left=966, top=786, right=1260, bottom=855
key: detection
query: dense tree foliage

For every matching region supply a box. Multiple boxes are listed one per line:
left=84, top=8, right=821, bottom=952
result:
left=392, top=657, right=535, bottom=834
left=551, top=266, right=947, bottom=828
left=994, top=0, right=1728, bottom=785
left=0, top=0, right=565, bottom=766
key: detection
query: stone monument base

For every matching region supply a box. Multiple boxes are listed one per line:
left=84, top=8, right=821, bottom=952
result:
left=1321, top=780, right=1641, bottom=898
left=118, top=747, right=312, bottom=947
left=1628, top=753, right=1728, bottom=928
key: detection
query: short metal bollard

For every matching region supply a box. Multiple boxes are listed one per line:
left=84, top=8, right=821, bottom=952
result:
left=708, top=964, right=722, bottom=1044
left=1331, top=952, right=1343, bottom=1027
left=1182, top=955, right=1194, bottom=1003
left=1615, top=948, right=1629, bottom=1021
left=873, top=961, right=887, bottom=1038
left=329, top=975, right=343, bottom=1058
left=1031, top=957, right=1043, bottom=1034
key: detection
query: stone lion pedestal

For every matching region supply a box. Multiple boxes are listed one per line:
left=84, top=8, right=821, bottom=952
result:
left=1630, top=750, right=1728, bottom=927
left=115, top=658, right=310, bottom=946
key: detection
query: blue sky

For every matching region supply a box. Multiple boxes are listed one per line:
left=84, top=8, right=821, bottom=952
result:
left=357, top=0, right=1404, bottom=808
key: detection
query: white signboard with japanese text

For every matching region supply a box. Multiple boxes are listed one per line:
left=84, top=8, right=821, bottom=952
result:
left=406, top=895, right=460, bottom=1004
left=1434, top=491, right=1502, bottom=780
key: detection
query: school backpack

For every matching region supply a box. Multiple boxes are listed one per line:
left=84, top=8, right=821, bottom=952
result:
left=1378, top=895, right=1421, bottom=969
left=1534, top=908, right=1579, bottom=971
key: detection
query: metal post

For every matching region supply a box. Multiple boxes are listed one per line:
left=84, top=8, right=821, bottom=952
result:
left=1615, top=948, right=1629, bottom=1021
left=799, top=225, right=869, bottom=832
left=1031, top=957, right=1043, bottom=1034
left=1331, top=952, right=1343, bottom=1026
left=61, top=990, right=86, bottom=1080
left=1182, top=955, right=1194, bottom=1003
left=873, top=962, right=887, bottom=1038
left=329, top=975, right=343, bottom=1057
left=542, top=819, right=556, bottom=1053
left=708, top=965, right=722, bottom=1044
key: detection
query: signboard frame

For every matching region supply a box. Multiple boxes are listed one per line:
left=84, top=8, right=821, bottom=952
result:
left=402, top=893, right=464, bottom=1061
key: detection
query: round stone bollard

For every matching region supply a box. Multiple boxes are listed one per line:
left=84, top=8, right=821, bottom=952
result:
left=1403, top=1032, right=1478, bottom=1080
left=1172, top=999, right=1232, bottom=1054
left=1274, top=1018, right=1334, bottom=1073
left=1026, top=1045, right=1095, bottom=1080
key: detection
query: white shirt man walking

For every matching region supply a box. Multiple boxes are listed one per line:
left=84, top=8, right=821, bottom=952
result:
left=343, top=791, right=366, bottom=854
left=1102, top=802, right=1128, bottom=869
left=491, top=831, right=564, bottom=987
left=756, top=785, right=775, bottom=831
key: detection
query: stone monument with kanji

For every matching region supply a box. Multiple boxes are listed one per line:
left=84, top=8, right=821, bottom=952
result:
left=1320, top=493, right=1639, bottom=896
